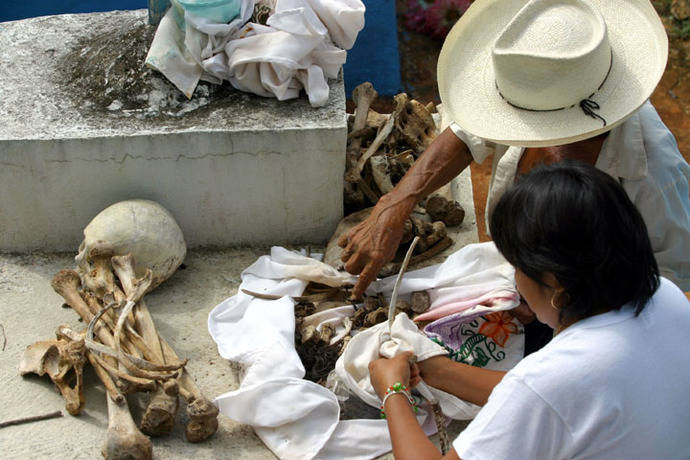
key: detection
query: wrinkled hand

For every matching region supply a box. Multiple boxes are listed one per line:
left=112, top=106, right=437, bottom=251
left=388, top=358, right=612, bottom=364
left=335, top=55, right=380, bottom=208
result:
left=369, top=351, right=418, bottom=399
left=338, top=194, right=410, bottom=299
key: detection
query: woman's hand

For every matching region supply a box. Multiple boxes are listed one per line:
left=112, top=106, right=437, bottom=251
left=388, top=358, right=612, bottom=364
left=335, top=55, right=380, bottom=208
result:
left=369, top=351, right=416, bottom=399
left=416, top=355, right=451, bottom=387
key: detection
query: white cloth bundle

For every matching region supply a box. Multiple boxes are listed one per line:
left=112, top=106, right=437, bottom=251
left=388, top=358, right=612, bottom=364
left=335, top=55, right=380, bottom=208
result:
left=208, top=242, right=523, bottom=458
left=335, top=313, right=484, bottom=419
left=146, top=0, right=365, bottom=106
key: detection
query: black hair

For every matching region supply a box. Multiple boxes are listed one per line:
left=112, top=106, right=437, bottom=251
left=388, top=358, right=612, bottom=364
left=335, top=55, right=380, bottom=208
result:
left=489, top=161, right=659, bottom=324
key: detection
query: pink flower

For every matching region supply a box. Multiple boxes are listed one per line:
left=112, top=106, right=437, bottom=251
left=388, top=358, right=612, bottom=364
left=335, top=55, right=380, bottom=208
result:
left=405, top=0, right=434, bottom=34
left=425, top=0, right=471, bottom=40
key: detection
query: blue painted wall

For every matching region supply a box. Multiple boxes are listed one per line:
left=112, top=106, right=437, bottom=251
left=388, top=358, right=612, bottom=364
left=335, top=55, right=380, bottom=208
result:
left=0, top=0, right=402, bottom=96
left=1, top=1, right=146, bottom=21
left=343, top=0, right=402, bottom=96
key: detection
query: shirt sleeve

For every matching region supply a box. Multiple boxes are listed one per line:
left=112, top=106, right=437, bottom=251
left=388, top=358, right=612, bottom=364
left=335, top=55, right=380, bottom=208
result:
left=448, top=122, right=495, bottom=165
left=453, top=375, right=573, bottom=460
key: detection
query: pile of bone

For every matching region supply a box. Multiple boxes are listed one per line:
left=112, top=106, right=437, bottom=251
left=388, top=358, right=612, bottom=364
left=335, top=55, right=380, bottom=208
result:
left=19, top=200, right=217, bottom=460
left=341, top=82, right=465, bottom=271
left=291, top=285, right=431, bottom=385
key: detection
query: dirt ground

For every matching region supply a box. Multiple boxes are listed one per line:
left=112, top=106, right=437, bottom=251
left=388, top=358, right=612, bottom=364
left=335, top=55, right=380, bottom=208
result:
left=391, top=0, right=690, bottom=241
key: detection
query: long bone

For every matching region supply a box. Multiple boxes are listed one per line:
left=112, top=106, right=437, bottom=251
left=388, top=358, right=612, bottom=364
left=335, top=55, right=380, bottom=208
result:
left=53, top=270, right=183, bottom=383
left=111, top=255, right=181, bottom=436
left=109, top=271, right=185, bottom=380
left=102, top=392, right=153, bottom=460
left=111, top=254, right=219, bottom=442
left=53, top=308, right=152, bottom=459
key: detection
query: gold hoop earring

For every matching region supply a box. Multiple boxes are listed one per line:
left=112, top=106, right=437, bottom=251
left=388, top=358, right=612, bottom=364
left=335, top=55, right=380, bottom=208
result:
left=550, top=294, right=559, bottom=310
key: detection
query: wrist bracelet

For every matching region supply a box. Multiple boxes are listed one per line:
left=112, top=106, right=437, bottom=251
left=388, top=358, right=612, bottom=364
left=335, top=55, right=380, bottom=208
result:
left=379, top=382, right=419, bottom=419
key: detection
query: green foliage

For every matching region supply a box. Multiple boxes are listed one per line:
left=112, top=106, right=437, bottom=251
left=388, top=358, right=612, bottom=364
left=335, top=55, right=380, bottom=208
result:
left=675, top=19, right=690, bottom=40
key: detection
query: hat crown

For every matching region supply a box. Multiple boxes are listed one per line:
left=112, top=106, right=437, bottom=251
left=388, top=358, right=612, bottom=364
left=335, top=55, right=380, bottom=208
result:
left=492, top=0, right=611, bottom=110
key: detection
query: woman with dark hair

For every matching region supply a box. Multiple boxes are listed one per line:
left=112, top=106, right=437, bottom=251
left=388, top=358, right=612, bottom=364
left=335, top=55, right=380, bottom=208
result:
left=368, top=162, right=690, bottom=459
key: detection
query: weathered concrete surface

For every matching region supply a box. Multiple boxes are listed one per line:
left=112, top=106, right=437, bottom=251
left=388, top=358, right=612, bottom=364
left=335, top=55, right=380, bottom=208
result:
left=0, top=247, right=471, bottom=459
left=0, top=10, right=347, bottom=252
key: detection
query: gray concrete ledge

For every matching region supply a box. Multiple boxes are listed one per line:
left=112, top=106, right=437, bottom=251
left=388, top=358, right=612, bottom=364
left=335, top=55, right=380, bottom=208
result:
left=0, top=10, right=347, bottom=252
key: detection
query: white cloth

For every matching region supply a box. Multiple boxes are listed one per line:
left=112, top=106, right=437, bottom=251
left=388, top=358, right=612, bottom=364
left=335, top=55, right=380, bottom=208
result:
left=208, top=242, right=521, bottom=459
left=453, top=277, right=690, bottom=459
left=449, top=101, right=690, bottom=291
left=370, top=242, right=520, bottom=320
left=146, top=0, right=364, bottom=106
left=335, top=313, right=483, bottom=420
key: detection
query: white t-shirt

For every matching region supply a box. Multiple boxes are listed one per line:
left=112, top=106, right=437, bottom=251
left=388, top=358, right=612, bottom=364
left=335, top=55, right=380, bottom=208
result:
left=447, top=101, right=690, bottom=291
left=453, top=278, right=690, bottom=459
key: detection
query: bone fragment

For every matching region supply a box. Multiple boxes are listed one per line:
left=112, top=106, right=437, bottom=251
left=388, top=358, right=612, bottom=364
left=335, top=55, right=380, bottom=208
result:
left=19, top=334, right=86, bottom=416
left=349, top=114, right=395, bottom=182
left=425, top=194, right=465, bottom=227
left=319, top=324, right=335, bottom=343
left=379, top=236, right=454, bottom=277
left=393, top=94, right=437, bottom=154
left=140, top=382, right=179, bottom=437
left=410, top=291, right=431, bottom=314
left=364, top=307, right=388, bottom=327
left=370, top=155, right=395, bottom=195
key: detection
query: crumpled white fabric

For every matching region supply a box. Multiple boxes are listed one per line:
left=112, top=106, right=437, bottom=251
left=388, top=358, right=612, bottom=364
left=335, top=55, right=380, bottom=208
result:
left=370, top=242, right=520, bottom=322
left=250, top=246, right=357, bottom=287
left=208, top=242, right=521, bottom=459
left=146, top=0, right=364, bottom=106
left=335, top=313, right=484, bottom=419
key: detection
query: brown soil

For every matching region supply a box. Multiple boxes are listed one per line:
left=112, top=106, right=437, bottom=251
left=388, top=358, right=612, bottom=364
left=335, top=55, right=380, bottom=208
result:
left=59, top=19, right=235, bottom=120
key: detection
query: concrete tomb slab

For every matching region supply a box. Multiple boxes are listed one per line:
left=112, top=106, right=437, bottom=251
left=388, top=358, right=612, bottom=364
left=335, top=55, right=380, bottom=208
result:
left=0, top=10, right=347, bottom=252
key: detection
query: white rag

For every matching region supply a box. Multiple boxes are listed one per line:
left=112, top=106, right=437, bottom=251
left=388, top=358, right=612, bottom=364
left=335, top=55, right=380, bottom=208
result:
left=146, top=0, right=364, bottom=106
left=209, top=242, right=522, bottom=459
left=335, top=313, right=484, bottom=420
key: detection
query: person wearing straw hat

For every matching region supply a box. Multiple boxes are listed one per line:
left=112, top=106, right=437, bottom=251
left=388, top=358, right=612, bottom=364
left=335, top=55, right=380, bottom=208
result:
left=338, top=0, right=690, bottom=301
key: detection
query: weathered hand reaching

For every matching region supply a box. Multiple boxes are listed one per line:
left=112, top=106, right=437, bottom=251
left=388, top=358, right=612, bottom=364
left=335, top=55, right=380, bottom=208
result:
left=339, top=128, right=473, bottom=300
left=338, top=194, right=413, bottom=299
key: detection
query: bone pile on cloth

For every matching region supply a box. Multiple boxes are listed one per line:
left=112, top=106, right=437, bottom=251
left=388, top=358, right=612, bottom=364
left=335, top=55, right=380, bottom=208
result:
left=208, top=242, right=525, bottom=459
left=146, top=0, right=365, bottom=106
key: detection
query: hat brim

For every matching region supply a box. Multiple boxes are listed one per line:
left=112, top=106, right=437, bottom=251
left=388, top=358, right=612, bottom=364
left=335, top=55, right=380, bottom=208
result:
left=437, top=0, right=668, bottom=147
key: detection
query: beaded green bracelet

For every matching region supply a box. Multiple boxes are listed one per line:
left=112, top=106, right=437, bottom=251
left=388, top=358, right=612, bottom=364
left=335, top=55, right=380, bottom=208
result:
left=379, top=382, right=419, bottom=419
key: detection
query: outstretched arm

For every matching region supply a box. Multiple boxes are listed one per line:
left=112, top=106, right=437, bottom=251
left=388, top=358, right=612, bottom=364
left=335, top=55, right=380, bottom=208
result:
left=339, top=127, right=473, bottom=299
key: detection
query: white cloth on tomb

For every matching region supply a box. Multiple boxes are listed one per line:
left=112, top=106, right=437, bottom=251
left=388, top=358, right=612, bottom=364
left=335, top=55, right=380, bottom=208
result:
left=146, top=0, right=364, bottom=106
left=208, top=242, right=521, bottom=459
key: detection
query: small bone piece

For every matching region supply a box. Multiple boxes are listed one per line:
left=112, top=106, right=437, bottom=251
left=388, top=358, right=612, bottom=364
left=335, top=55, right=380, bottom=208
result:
left=410, top=291, right=431, bottom=314
left=425, top=194, right=465, bottom=228
left=363, top=296, right=380, bottom=312
left=19, top=335, right=87, bottom=416
left=364, top=307, right=388, bottom=327
left=140, top=381, right=179, bottom=437
left=370, top=155, right=395, bottom=195
left=393, top=94, right=437, bottom=154
left=319, top=324, right=335, bottom=344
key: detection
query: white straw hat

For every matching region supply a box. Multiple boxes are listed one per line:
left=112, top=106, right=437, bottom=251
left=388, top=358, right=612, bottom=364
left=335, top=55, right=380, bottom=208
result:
left=437, top=0, right=668, bottom=147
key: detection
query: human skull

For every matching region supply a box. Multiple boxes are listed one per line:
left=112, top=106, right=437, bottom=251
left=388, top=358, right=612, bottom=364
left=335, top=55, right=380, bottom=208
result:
left=75, top=200, right=186, bottom=291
